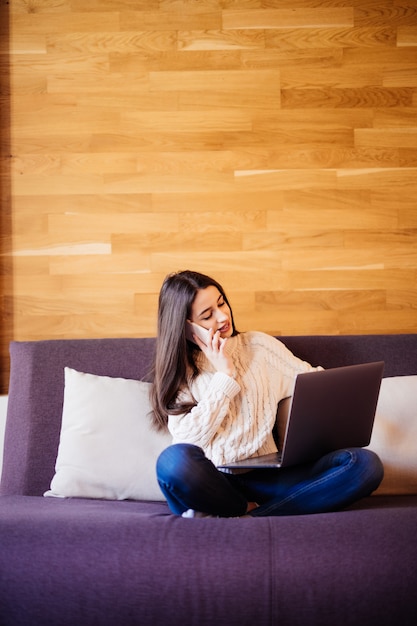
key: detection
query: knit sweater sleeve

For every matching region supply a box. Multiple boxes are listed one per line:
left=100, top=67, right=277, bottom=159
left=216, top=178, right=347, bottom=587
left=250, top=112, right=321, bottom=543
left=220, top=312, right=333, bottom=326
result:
left=167, top=372, right=241, bottom=450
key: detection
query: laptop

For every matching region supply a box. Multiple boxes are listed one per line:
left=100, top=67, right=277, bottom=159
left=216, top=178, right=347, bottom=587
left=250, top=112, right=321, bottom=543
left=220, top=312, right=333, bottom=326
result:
left=217, top=361, right=384, bottom=470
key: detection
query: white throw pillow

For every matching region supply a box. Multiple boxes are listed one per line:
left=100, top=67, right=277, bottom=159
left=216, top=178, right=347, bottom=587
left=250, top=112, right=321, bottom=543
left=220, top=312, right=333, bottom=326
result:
left=367, top=375, right=417, bottom=495
left=44, top=368, right=172, bottom=501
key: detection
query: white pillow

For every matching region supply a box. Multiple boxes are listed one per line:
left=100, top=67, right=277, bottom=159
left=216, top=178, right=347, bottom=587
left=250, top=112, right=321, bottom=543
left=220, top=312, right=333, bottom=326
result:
left=44, top=368, right=172, bottom=501
left=367, top=375, right=417, bottom=495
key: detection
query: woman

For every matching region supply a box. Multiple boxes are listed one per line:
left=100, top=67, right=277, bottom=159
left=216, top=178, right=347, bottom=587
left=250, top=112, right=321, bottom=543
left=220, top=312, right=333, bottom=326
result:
left=151, top=270, right=383, bottom=517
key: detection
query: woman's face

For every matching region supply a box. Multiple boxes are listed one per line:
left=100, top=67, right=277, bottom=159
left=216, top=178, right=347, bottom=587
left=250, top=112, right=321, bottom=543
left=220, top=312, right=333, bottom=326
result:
left=190, top=286, right=233, bottom=339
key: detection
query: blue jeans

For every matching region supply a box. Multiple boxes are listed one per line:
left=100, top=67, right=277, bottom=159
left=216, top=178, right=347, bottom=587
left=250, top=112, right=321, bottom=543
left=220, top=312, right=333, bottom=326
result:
left=156, top=444, right=384, bottom=517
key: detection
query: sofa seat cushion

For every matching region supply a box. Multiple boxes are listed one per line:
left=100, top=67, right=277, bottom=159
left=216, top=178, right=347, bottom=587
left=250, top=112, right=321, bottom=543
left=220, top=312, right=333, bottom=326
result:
left=0, top=495, right=416, bottom=626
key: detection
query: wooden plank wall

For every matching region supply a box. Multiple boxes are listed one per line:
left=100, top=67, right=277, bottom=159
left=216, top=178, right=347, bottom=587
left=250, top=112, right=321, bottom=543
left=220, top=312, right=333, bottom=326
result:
left=1, top=0, right=417, bottom=392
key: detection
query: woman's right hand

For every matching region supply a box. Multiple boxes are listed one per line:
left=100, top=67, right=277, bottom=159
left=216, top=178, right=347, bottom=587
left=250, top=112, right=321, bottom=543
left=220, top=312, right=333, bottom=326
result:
left=194, top=329, right=236, bottom=378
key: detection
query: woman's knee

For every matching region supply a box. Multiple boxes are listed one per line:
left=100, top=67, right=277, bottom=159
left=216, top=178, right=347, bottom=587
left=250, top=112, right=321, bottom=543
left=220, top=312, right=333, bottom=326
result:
left=317, top=447, right=384, bottom=497
left=356, top=447, right=384, bottom=490
left=156, top=443, right=205, bottom=483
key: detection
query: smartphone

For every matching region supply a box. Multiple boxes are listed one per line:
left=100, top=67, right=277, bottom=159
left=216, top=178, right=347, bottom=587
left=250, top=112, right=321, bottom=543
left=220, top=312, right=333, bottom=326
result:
left=185, top=321, right=211, bottom=346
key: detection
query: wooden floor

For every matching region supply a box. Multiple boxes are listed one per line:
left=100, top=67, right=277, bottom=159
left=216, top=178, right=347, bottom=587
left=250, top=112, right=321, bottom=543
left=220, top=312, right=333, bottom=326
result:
left=1, top=0, right=417, bottom=392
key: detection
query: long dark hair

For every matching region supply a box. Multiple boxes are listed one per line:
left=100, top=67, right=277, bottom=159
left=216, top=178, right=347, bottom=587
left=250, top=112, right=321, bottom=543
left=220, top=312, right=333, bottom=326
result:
left=150, top=270, right=237, bottom=430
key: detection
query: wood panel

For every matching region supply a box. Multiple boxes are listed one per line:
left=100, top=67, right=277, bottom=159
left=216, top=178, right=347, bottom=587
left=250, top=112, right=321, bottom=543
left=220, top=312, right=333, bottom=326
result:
left=1, top=0, right=417, bottom=392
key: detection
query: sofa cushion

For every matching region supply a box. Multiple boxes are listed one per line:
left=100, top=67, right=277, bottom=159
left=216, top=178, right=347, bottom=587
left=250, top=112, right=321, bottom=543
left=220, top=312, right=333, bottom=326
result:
left=1, top=494, right=417, bottom=626
left=44, top=368, right=172, bottom=501
left=368, top=375, right=417, bottom=495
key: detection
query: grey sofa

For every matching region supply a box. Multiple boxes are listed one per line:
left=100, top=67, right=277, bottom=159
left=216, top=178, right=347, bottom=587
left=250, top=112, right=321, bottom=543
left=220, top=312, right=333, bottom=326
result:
left=1, top=334, right=416, bottom=625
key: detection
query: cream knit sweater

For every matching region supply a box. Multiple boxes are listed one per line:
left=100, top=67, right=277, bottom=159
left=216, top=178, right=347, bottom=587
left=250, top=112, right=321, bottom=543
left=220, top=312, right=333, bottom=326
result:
left=168, top=331, right=321, bottom=467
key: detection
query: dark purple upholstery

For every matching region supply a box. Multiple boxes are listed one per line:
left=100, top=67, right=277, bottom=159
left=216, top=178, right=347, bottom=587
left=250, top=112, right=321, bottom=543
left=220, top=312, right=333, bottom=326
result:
left=1, top=335, right=417, bottom=625
left=279, top=333, right=417, bottom=377
left=0, top=495, right=416, bottom=626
